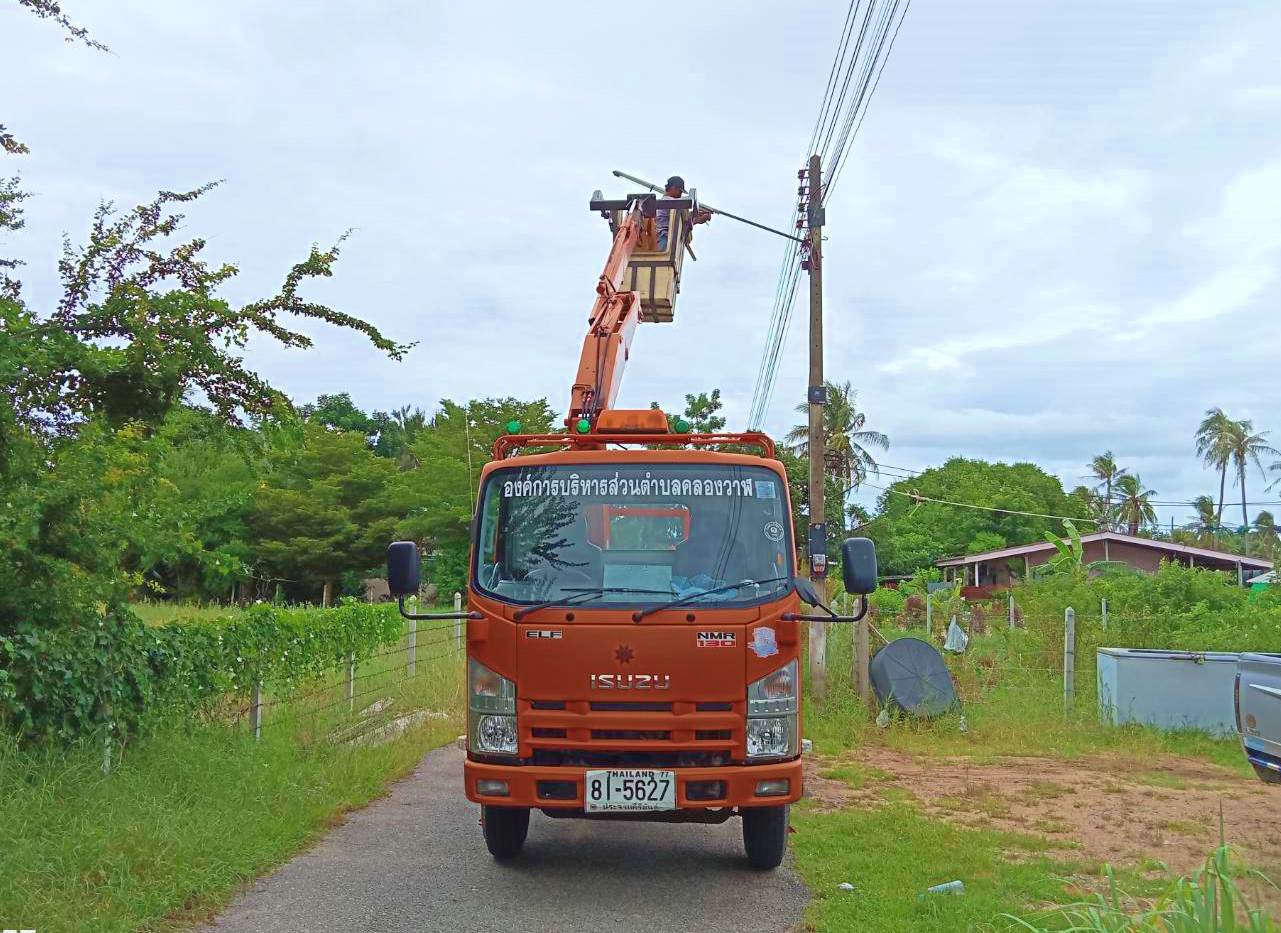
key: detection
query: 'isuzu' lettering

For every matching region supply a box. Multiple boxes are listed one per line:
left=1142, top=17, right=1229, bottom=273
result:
left=590, top=673, right=671, bottom=690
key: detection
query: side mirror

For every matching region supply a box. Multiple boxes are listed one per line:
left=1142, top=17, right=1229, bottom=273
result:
left=387, top=541, right=421, bottom=597
left=793, top=576, right=822, bottom=607
left=841, top=538, right=878, bottom=595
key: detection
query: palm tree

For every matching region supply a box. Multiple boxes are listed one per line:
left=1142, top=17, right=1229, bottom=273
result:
left=1253, top=510, right=1278, bottom=559
left=1113, top=474, right=1157, bottom=536
left=1069, top=485, right=1109, bottom=528
left=1087, top=452, right=1126, bottom=531
left=1227, top=419, right=1279, bottom=530
left=1194, top=408, right=1236, bottom=524
left=787, top=381, right=888, bottom=492
left=1186, top=495, right=1218, bottom=546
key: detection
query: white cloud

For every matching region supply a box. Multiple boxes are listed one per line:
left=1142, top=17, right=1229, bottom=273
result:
left=5, top=0, right=1280, bottom=525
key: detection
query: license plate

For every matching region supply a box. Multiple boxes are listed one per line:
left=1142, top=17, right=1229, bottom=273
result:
left=584, top=769, right=676, bottom=812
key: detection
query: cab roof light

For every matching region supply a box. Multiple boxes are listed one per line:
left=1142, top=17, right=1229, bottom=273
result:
left=595, top=409, right=670, bottom=434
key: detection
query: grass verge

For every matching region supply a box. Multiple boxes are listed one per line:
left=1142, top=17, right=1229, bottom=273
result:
left=791, top=800, right=1137, bottom=931
left=1, top=650, right=463, bottom=933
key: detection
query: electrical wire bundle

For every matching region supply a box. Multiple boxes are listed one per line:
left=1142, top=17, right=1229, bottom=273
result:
left=747, top=0, right=911, bottom=430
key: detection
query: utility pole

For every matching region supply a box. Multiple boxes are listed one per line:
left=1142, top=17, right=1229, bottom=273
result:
left=805, top=153, right=827, bottom=697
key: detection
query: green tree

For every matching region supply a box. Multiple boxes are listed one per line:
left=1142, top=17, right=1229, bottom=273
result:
left=249, top=424, right=399, bottom=604
left=388, top=396, right=558, bottom=580
left=867, top=457, right=1083, bottom=576
left=1195, top=408, right=1236, bottom=524
left=301, top=393, right=375, bottom=435
left=786, top=381, right=888, bottom=492
left=1069, top=484, right=1109, bottom=527
left=139, top=407, right=261, bottom=599
left=1226, top=419, right=1278, bottom=530
left=1251, top=510, right=1278, bottom=560
left=0, top=185, right=406, bottom=634
left=371, top=405, right=430, bottom=466
left=1087, top=451, right=1126, bottom=531
left=1114, top=474, right=1157, bottom=536
left=1187, top=495, right=1219, bottom=545
left=649, top=388, right=726, bottom=433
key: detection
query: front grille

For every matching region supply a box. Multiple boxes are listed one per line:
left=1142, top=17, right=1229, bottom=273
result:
left=522, top=697, right=742, bottom=757
left=695, top=729, right=732, bottom=741
left=591, top=729, right=670, bottom=741
left=531, top=748, right=732, bottom=768
left=590, top=701, right=674, bottom=712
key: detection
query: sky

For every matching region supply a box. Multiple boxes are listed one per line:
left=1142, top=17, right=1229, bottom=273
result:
left=5, top=0, right=1280, bottom=528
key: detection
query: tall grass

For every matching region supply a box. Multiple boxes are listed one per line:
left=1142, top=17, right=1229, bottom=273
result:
left=1008, top=844, right=1276, bottom=932
left=1, top=647, right=464, bottom=933
left=803, top=619, right=1247, bottom=772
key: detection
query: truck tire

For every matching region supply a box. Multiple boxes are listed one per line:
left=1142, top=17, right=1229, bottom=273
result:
left=742, top=804, right=788, bottom=870
left=1251, top=763, right=1281, bottom=786
left=482, top=805, right=530, bottom=859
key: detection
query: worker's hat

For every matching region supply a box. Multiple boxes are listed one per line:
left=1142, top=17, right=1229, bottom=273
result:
left=665, top=176, right=686, bottom=193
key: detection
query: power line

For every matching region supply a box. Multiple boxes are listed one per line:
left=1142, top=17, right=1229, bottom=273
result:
left=748, top=0, right=911, bottom=429
left=860, top=480, right=1102, bottom=525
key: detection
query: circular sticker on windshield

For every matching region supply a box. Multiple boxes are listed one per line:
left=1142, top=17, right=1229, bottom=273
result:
left=764, top=520, right=784, bottom=542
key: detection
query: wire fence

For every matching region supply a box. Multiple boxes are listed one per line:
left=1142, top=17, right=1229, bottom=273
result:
left=814, top=597, right=1105, bottom=722
left=239, top=617, right=466, bottom=746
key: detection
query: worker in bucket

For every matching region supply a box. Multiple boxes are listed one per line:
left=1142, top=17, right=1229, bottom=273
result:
left=656, top=175, right=711, bottom=250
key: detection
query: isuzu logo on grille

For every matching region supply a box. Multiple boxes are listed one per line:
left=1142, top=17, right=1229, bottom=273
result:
left=590, top=673, right=671, bottom=690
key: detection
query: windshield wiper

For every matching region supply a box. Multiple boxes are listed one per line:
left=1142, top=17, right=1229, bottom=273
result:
left=632, top=576, right=793, bottom=623
left=512, top=587, right=674, bottom=622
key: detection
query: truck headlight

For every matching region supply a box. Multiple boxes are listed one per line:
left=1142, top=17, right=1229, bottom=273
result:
left=746, top=660, right=798, bottom=760
left=746, top=716, right=795, bottom=759
left=472, top=713, right=518, bottom=754
left=469, top=658, right=517, bottom=755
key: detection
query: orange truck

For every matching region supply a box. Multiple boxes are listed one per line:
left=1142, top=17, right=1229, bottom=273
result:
left=385, top=184, right=878, bottom=869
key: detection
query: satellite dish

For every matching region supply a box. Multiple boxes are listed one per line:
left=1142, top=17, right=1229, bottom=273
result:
left=869, top=637, right=959, bottom=718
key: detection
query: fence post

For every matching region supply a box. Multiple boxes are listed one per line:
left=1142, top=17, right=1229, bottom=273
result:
left=809, top=618, right=828, bottom=699
left=347, top=652, right=356, bottom=712
left=1100, top=597, right=1108, bottom=632
left=1063, top=607, right=1075, bottom=714
left=453, top=591, right=463, bottom=649
left=1008, top=591, right=1015, bottom=630
left=925, top=591, right=932, bottom=636
left=854, top=614, right=870, bottom=706
left=407, top=615, right=417, bottom=677
left=250, top=680, right=263, bottom=741
left=102, top=634, right=114, bottom=774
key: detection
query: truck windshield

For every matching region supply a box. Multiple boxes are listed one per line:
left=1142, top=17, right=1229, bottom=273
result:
left=474, top=463, right=793, bottom=610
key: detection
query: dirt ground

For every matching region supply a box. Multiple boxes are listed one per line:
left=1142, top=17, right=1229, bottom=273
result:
left=806, top=747, right=1281, bottom=907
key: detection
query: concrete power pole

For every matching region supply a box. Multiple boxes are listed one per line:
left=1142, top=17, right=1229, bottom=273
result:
left=805, top=153, right=828, bottom=697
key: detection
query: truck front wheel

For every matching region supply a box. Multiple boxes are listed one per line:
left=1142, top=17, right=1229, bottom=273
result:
left=482, top=805, right=530, bottom=859
left=741, top=804, right=789, bottom=870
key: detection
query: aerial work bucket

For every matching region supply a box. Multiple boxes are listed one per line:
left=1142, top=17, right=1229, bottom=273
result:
left=590, top=190, right=698, bottom=324
left=624, top=208, right=690, bottom=323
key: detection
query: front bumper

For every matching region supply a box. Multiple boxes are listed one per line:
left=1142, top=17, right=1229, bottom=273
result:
left=464, top=756, right=803, bottom=809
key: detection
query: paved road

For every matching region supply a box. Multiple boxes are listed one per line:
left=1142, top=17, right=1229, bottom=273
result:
left=206, top=745, right=809, bottom=933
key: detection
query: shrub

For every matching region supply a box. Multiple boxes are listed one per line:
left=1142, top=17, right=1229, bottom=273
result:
left=0, top=600, right=403, bottom=744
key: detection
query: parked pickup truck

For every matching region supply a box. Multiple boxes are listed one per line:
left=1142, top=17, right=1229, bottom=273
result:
left=1236, top=653, right=1281, bottom=785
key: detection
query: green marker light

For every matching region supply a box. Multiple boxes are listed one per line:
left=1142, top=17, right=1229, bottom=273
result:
left=674, top=418, right=691, bottom=434
left=576, top=417, right=592, bottom=434
left=505, top=419, right=522, bottom=434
